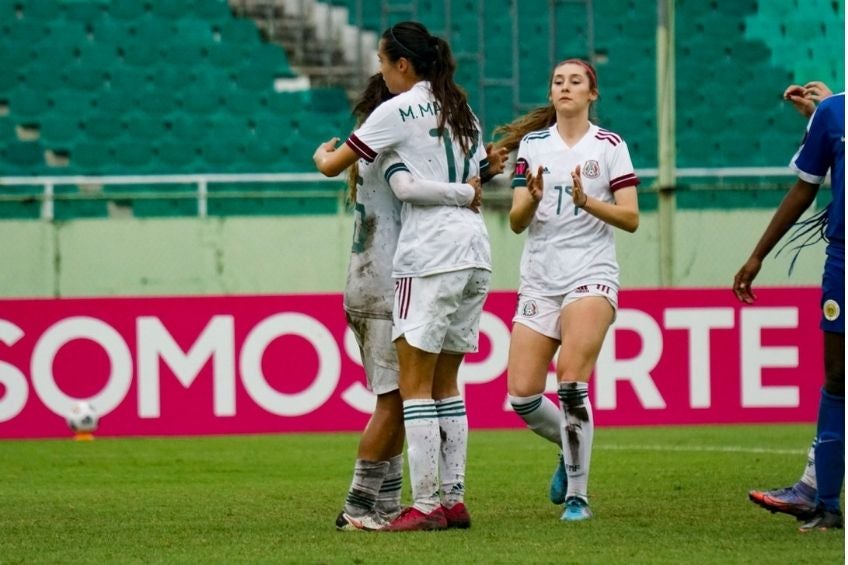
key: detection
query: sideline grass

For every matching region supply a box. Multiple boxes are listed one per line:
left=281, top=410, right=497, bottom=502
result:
left=0, top=425, right=843, bottom=564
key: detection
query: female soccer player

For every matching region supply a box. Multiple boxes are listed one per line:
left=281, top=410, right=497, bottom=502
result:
left=314, top=22, right=499, bottom=531
left=495, top=59, right=640, bottom=522
left=335, top=74, right=483, bottom=532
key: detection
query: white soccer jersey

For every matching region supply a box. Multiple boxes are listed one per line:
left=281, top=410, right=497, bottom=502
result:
left=511, top=123, right=639, bottom=295
left=343, top=154, right=402, bottom=319
left=346, top=81, right=492, bottom=278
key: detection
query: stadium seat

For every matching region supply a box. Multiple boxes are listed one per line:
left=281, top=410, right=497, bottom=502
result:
left=157, top=141, right=198, bottom=169
left=59, top=0, right=108, bottom=24
left=82, top=111, right=124, bottom=142
left=108, top=0, right=149, bottom=21
left=69, top=141, right=110, bottom=173
left=3, top=141, right=46, bottom=174
left=8, top=87, right=50, bottom=122
left=39, top=116, right=82, bottom=148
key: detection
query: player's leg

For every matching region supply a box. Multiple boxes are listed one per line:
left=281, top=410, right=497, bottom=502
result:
left=337, top=315, right=405, bottom=531
left=431, top=267, right=490, bottom=528
left=800, top=262, right=844, bottom=532
left=557, top=295, right=614, bottom=522
left=508, top=294, right=567, bottom=504
left=800, top=330, right=845, bottom=531
left=385, top=337, right=446, bottom=531
left=432, top=351, right=470, bottom=528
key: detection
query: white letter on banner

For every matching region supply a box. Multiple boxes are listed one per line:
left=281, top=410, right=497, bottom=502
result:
left=740, top=308, right=799, bottom=407
left=240, top=313, right=340, bottom=417
left=0, top=320, right=28, bottom=423
left=137, top=316, right=236, bottom=418
left=31, top=317, right=132, bottom=417
left=664, top=308, right=734, bottom=409
left=341, top=326, right=376, bottom=414
left=595, top=309, right=666, bottom=410
left=459, top=311, right=510, bottom=393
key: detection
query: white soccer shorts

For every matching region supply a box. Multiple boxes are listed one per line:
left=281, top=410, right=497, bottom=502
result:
left=392, top=268, right=491, bottom=354
left=345, top=312, right=400, bottom=395
left=513, top=284, right=618, bottom=340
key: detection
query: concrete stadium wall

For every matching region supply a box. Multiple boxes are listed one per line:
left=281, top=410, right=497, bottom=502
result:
left=0, top=209, right=824, bottom=298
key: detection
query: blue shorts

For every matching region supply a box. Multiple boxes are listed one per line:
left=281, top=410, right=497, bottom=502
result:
left=821, top=250, right=844, bottom=334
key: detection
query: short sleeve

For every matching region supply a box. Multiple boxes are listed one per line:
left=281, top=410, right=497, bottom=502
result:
left=607, top=141, right=640, bottom=191
left=346, top=101, right=403, bottom=163
left=791, top=100, right=836, bottom=184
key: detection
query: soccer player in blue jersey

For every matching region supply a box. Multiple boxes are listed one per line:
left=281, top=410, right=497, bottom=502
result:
left=733, top=84, right=844, bottom=532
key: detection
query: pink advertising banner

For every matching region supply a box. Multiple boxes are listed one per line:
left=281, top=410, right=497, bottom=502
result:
left=0, top=288, right=822, bottom=439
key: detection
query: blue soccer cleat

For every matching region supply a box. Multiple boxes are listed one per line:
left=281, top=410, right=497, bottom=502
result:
left=748, top=484, right=817, bottom=521
left=549, top=453, right=568, bottom=505
left=561, top=496, right=592, bottom=522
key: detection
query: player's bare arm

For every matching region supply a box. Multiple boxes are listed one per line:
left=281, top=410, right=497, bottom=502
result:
left=509, top=165, right=544, bottom=233
left=313, top=137, right=358, bottom=177
left=573, top=163, right=639, bottom=233
left=732, top=178, right=820, bottom=303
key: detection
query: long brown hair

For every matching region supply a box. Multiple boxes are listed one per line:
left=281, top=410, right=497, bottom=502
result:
left=347, top=73, right=394, bottom=201
left=493, top=58, right=599, bottom=153
left=381, top=21, right=478, bottom=154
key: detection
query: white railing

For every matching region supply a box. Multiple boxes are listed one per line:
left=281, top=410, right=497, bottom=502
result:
left=0, top=172, right=344, bottom=220
left=0, top=166, right=813, bottom=221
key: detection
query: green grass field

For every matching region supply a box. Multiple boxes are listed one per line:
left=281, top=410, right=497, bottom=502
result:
left=0, top=424, right=843, bottom=564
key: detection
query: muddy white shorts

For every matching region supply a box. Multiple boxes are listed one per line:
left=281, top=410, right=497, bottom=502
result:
left=392, top=268, right=491, bottom=354
left=346, top=311, right=400, bottom=395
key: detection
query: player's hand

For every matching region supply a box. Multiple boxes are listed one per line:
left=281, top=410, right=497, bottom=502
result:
left=526, top=165, right=544, bottom=202
left=571, top=164, right=588, bottom=210
left=466, top=176, right=482, bottom=213
left=485, top=143, right=509, bottom=176
left=732, top=257, right=761, bottom=304
left=312, top=137, right=340, bottom=166
left=803, top=81, right=833, bottom=102
left=783, top=82, right=832, bottom=118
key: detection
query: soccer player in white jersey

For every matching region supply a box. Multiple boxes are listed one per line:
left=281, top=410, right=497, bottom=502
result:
left=334, top=74, right=483, bottom=532
left=314, top=22, right=501, bottom=532
left=494, top=59, right=640, bottom=522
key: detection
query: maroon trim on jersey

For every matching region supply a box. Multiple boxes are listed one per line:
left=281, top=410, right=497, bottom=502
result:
left=595, top=129, right=622, bottom=146
left=346, top=134, right=377, bottom=162
left=395, top=277, right=412, bottom=319
left=610, top=172, right=640, bottom=191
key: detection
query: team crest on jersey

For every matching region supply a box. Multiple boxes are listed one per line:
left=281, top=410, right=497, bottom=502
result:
left=521, top=300, right=538, bottom=317
left=582, top=160, right=600, bottom=178
left=823, top=299, right=841, bottom=321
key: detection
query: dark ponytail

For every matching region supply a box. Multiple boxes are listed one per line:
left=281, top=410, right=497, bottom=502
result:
left=347, top=73, right=395, bottom=202
left=382, top=21, right=479, bottom=154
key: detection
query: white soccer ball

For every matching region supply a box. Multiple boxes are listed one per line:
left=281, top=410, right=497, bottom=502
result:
left=66, top=401, right=98, bottom=433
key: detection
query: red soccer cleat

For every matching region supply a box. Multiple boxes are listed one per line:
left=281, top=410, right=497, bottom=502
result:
left=383, top=506, right=448, bottom=532
left=442, top=502, right=471, bottom=529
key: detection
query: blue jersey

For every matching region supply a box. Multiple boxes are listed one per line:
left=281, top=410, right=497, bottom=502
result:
left=790, top=92, right=845, bottom=256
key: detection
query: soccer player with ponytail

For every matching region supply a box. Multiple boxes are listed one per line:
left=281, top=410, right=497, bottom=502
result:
left=315, top=22, right=504, bottom=531
left=494, top=59, right=640, bottom=522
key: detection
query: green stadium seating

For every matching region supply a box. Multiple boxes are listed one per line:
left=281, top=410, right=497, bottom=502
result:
left=40, top=115, right=82, bottom=148
left=3, top=141, right=46, bottom=174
